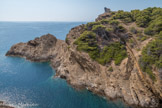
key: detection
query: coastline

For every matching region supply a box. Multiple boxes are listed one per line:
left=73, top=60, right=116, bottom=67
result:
left=3, top=55, right=156, bottom=108
left=0, top=101, right=14, bottom=108
left=5, top=8, right=162, bottom=107
left=54, top=74, right=159, bottom=108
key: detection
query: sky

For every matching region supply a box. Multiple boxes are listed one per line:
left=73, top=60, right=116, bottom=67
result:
left=0, top=0, right=162, bottom=22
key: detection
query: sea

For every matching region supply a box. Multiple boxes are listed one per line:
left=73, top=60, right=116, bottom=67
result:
left=0, top=22, right=130, bottom=108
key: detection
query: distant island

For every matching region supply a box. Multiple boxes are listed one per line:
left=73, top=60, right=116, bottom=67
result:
left=6, top=7, right=162, bottom=108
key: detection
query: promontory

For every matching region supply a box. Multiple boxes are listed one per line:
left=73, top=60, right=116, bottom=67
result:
left=6, top=7, right=162, bottom=108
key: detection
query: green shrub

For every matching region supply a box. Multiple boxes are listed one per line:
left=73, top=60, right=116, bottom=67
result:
left=92, top=25, right=106, bottom=32
left=85, top=22, right=100, bottom=30
left=141, top=36, right=147, bottom=41
left=144, top=16, right=162, bottom=35
left=130, top=27, right=138, bottom=34
left=136, top=32, right=148, bottom=41
left=151, top=7, right=162, bottom=20
left=111, top=12, right=116, bottom=15
left=137, top=35, right=148, bottom=41
left=96, top=42, right=127, bottom=65
left=100, top=19, right=109, bottom=24
left=124, top=17, right=133, bottom=23
left=139, top=33, right=162, bottom=80
left=129, top=39, right=134, bottom=43
left=108, top=67, right=113, bottom=72
left=74, top=31, right=99, bottom=60
left=133, top=7, right=162, bottom=28
left=75, top=32, right=127, bottom=65
left=131, top=9, right=140, bottom=21
left=65, top=37, right=69, bottom=43
left=136, top=16, right=150, bottom=27
left=156, top=57, right=162, bottom=69
left=106, top=28, right=113, bottom=32
left=117, top=25, right=126, bottom=32
left=113, top=10, right=133, bottom=23
left=109, top=20, right=119, bottom=26
left=144, top=27, right=154, bottom=35
left=111, top=7, right=162, bottom=32
left=67, top=46, right=70, bottom=50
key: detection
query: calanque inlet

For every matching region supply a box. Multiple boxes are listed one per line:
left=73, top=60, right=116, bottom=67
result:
left=5, top=7, right=162, bottom=108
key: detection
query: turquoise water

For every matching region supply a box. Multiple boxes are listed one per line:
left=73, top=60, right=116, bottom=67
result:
left=0, top=22, right=130, bottom=108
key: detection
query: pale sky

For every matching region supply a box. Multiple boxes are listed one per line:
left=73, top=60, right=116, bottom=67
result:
left=0, top=0, right=162, bottom=21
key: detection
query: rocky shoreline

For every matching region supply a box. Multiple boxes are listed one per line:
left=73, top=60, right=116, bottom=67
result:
left=0, top=101, right=14, bottom=108
left=5, top=9, right=162, bottom=108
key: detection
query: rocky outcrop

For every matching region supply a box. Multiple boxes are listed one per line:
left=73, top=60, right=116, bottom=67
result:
left=6, top=15, right=162, bottom=108
left=0, top=101, right=14, bottom=108
left=95, top=12, right=112, bottom=21
left=6, top=34, right=58, bottom=62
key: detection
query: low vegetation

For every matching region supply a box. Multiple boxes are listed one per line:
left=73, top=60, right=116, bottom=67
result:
left=112, top=7, right=162, bottom=36
left=144, top=16, right=162, bottom=35
left=92, top=25, right=106, bottom=32
left=85, top=22, right=101, bottom=30
left=108, top=66, right=113, bottom=72
left=75, top=7, right=162, bottom=81
left=130, top=27, right=138, bottom=34
left=74, top=31, right=99, bottom=60
left=112, top=7, right=162, bottom=29
left=100, top=19, right=109, bottom=24
left=96, top=42, right=127, bottom=65
left=137, top=35, right=148, bottom=41
left=111, top=7, right=162, bottom=80
left=139, top=32, right=162, bottom=80
left=113, top=10, right=133, bottom=23
left=74, top=31, right=127, bottom=65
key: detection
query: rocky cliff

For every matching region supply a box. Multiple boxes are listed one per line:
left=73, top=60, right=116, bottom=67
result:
left=6, top=8, right=162, bottom=108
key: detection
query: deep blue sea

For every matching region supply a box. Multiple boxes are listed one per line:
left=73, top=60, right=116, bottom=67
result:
left=0, top=22, right=130, bottom=108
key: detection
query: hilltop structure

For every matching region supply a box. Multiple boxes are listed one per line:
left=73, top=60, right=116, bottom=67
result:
left=104, top=7, right=111, bottom=13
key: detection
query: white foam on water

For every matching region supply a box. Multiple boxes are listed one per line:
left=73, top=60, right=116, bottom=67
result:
left=8, top=103, right=39, bottom=108
left=0, top=96, right=39, bottom=108
left=0, top=87, right=39, bottom=108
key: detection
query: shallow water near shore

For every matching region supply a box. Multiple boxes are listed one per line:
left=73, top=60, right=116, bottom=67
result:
left=0, top=22, right=130, bottom=108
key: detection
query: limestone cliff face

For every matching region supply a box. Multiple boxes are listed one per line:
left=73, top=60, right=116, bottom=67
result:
left=6, top=19, right=162, bottom=108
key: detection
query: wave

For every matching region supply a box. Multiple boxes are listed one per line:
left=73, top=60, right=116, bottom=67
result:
left=9, top=103, right=39, bottom=108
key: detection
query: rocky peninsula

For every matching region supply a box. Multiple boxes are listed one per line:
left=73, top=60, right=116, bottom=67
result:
left=6, top=8, right=162, bottom=108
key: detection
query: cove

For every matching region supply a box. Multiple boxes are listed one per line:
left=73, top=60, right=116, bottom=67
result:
left=0, top=22, right=130, bottom=108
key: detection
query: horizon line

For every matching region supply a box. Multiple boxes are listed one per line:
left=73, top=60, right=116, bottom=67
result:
left=0, top=20, right=92, bottom=22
